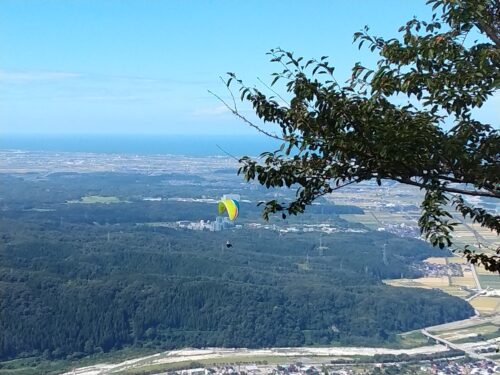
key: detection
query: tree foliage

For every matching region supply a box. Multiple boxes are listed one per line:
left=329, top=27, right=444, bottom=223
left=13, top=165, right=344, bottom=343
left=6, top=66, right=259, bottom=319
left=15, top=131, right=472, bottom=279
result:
left=223, top=0, right=500, bottom=270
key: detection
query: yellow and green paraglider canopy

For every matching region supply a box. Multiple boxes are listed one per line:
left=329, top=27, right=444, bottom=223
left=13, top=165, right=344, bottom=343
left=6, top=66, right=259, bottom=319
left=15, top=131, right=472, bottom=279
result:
left=218, top=198, right=239, bottom=221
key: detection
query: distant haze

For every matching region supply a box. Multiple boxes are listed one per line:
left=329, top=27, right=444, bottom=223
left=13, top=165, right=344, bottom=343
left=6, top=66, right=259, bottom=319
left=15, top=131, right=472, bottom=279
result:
left=0, top=134, right=281, bottom=157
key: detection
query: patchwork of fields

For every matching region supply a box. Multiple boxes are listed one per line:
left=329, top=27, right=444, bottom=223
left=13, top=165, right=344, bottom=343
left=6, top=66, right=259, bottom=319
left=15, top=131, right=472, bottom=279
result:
left=339, top=193, right=500, bottom=359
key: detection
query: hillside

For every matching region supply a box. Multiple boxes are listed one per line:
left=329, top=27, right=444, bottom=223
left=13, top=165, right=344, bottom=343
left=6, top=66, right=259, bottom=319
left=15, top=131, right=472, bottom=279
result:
left=0, top=171, right=474, bottom=361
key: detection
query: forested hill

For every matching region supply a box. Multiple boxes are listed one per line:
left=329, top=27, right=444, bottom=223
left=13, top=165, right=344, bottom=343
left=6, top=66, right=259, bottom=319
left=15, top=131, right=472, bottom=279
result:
left=0, top=172, right=474, bottom=361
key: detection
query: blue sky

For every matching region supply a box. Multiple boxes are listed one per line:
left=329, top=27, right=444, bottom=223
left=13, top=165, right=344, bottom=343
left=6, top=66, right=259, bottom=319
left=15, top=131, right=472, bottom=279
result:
left=1, top=0, right=497, bottom=135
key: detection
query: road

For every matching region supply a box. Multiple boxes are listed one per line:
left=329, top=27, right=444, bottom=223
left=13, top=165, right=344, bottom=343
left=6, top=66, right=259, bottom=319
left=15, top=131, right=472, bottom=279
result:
left=421, top=329, right=495, bottom=363
left=466, top=290, right=485, bottom=302
left=470, top=261, right=483, bottom=290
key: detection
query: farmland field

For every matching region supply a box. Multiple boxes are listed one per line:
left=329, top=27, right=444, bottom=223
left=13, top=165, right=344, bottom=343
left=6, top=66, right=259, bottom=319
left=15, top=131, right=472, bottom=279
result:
left=477, top=265, right=495, bottom=275
left=437, top=286, right=470, bottom=298
left=436, top=323, right=500, bottom=343
left=417, top=277, right=450, bottom=287
left=384, top=277, right=450, bottom=288
left=447, top=257, right=467, bottom=264
left=470, top=297, right=500, bottom=313
left=336, top=185, right=500, bottom=360
left=450, top=276, right=476, bottom=288
left=479, top=275, right=500, bottom=290
left=425, top=257, right=447, bottom=265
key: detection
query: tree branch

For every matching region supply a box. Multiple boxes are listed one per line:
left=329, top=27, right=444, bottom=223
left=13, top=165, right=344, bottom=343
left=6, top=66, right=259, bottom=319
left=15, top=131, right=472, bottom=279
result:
left=208, top=90, right=285, bottom=141
left=437, top=175, right=498, bottom=193
left=393, top=177, right=500, bottom=198
left=476, top=19, right=500, bottom=48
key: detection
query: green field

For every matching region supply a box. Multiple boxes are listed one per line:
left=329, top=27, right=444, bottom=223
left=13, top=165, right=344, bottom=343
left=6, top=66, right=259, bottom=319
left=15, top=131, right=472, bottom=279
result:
left=433, top=322, right=500, bottom=344
left=452, top=329, right=500, bottom=344
left=478, top=275, right=500, bottom=289
left=393, top=330, right=431, bottom=349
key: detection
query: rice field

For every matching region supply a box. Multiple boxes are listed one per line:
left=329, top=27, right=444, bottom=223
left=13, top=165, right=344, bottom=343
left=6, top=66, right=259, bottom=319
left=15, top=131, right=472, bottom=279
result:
left=424, top=257, right=447, bottom=265
left=467, top=223, right=500, bottom=243
left=450, top=276, right=476, bottom=288
left=417, top=277, right=450, bottom=287
left=437, top=286, right=471, bottom=298
left=479, top=275, right=500, bottom=290
left=383, top=277, right=450, bottom=288
left=476, top=265, right=495, bottom=275
left=447, top=257, right=467, bottom=264
left=383, top=279, right=426, bottom=288
left=434, top=323, right=500, bottom=338
left=452, top=219, right=499, bottom=250
left=470, top=297, right=500, bottom=313
left=347, top=203, right=500, bottom=325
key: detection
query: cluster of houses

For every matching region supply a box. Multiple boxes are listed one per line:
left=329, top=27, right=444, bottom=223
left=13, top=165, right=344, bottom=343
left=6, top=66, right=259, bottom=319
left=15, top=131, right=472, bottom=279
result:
left=378, top=222, right=421, bottom=238
left=143, top=218, right=241, bottom=232
left=246, top=222, right=367, bottom=235
left=172, top=194, right=243, bottom=232
left=176, top=217, right=242, bottom=232
left=429, top=359, right=498, bottom=374
left=166, top=363, right=322, bottom=375
left=413, top=261, right=463, bottom=277
left=149, top=359, right=500, bottom=375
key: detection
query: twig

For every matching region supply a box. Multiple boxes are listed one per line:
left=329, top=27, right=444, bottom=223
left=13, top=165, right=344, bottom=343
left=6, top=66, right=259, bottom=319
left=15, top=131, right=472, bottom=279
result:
left=269, top=49, right=294, bottom=78
left=220, top=76, right=238, bottom=111
left=330, top=179, right=358, bottom=192
left=215, top=144, right=241, bottom=162
left=208, top=89, right=285, bottom=141
left=257, top=77, right=290, bottom=106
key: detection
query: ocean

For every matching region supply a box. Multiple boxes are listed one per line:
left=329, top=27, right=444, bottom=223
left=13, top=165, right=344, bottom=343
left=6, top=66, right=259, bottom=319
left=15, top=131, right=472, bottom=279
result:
left=0, top=134, right=282, bottom=157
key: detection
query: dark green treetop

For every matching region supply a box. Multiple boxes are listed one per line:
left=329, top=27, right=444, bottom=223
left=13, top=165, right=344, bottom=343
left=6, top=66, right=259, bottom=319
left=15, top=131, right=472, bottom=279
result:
left=219, top=0, right=500, bottom=270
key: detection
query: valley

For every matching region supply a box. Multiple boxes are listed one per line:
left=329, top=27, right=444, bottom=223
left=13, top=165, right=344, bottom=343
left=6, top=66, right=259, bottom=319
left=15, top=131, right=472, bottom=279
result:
left=0, top=150, right=498, bottom=375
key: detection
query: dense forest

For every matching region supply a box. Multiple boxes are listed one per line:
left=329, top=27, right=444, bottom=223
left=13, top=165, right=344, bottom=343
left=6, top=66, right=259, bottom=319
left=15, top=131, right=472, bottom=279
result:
left=0, top=172, right=474, bottom=361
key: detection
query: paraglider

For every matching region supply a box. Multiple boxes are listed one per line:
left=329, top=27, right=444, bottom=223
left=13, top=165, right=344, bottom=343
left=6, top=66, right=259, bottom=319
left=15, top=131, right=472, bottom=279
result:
left=217, top=196, right=239, bottom=221
left=217, top=195, right=240, bottom=250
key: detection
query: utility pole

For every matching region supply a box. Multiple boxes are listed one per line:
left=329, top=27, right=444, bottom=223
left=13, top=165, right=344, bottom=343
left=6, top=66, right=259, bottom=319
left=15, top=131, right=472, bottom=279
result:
left=382, top=242, right=388, bottom=266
